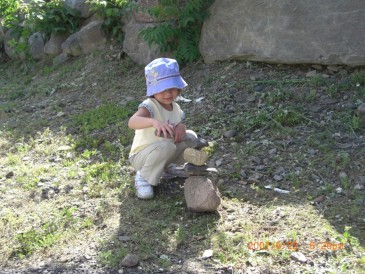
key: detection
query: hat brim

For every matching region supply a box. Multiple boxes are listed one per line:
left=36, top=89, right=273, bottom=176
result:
left=147, top=75, right=188, bottom=96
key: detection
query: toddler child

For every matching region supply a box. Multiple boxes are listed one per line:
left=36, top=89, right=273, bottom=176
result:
left=128, top=58, right=200, bottom=199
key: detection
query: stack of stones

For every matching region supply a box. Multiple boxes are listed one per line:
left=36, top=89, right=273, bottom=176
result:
left=183, top=148, right=221, bottom=212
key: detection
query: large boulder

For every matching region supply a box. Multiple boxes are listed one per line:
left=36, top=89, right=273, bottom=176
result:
left=4, top=29, right=26, bottom=60
left=44, top=33, right=69, bottom=56
left=0, top=26, right=4, bottom=45
left=61, top=20, right=106, bottom=56
left=29, top=32, right=45, bottom=60
left=358, top=104, right=365, bottom=128
left=184, top=176, right=221, bottom=212
left=64, top=0, right=93, bottom=18
left=200, top=0, right=365, bottom=66
left=0, top=27, right=4, bottom=58
left=122, top=17, right=161, bottom=65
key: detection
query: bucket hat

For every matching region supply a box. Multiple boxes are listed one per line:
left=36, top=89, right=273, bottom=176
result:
left=145, top=58, right=188, bottom=96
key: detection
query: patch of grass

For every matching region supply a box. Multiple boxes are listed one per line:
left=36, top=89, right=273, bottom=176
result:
left=71, top=103, right=134, bottom=133
left=309, top=75, right=327, bottom=87
left=302, top=89, right=318, bottom=103
left=233, top=109, right=270, bottom=131
left=263, top=88, right=288, bottom=104
left=272, top=108, right=305, bottom=127
left=286, top=172, right=303, bottom=189
left=351, top=70, right=365, bottom=86
left=12, top=206, right=78, bottom=258
left=336, top=111, right=362, bottom=133
left=99, top=246, right=128, bottom=268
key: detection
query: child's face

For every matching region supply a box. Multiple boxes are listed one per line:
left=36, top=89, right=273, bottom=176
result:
left=154, top=88, right=179, bottom=106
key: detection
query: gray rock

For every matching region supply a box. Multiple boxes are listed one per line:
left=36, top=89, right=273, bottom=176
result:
left=44, top=33, right=69, bottom=56
left=200, top=0, right=365, bottom=66
left=64, top=0, right=93, bottom=18
left=357, top=103, right=365, bottom=128
left=273, top=175, right=283, bottom=181
left=0, top=26, right=4, bottom=46
left=121, top=254, right=139, bottom=267
left=53, top=52, right=70, bottom=66
left=122, top=17, right=161, bottom=65
left=223, top=130, right=238, bottom=138
left=4, top=29, right=26, bottom=60
left=62, top=21, right=106, bottom=56
left=5, top=171, right=14, bottom=178
left=184, top=176, right=221, bottom=212
left=290, top=252, right=307, bottom=263
left=306, top=70, right=317, bottom=78
left=29, top=32, right=45, bottom=60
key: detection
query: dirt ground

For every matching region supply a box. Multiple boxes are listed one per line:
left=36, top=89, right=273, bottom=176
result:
left=1, top=44, right=365, bottom=273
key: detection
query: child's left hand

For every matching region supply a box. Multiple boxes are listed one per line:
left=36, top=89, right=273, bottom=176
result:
left=174, top=123, right=186, bottom=143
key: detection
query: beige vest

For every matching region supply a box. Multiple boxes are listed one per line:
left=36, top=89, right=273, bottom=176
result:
left=129, top=98, right=184, bottom=157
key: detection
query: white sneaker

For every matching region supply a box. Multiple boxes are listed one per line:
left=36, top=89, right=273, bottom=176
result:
left=135, top=171, right=154, bottom=199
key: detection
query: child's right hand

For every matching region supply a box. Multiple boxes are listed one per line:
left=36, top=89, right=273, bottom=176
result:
left=153, top=120, right=174, bottom=139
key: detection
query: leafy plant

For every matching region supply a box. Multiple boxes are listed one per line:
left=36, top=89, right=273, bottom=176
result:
left=1, top=0, right=81, bottom=58
left=0, top=0, right=21, bottom=28
left=14, top=223, right=60, bottom=258
left=337, top=226, right=360, bottom=247
left=99, top=247, right=128, bottom=267
left=88, top=0, right=131, bottom=42
left=139, top=0, right=214, bottom=63
left=27, top=0, right=82, bottom=38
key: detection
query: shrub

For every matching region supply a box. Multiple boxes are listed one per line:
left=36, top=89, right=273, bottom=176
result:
left=0, top=0, right=82, bottom=58
left=139, top=0, right=214, bottom=64
left=27, top=0, right=81, bottom=38
left=0, top=0, right=22, bottom=28
left=88, top=0, right=131, bottom=43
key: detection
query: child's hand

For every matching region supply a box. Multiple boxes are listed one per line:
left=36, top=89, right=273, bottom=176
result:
left=153, top=120, right=174, bottom=139
left=174, top=123, right=186, bottom=143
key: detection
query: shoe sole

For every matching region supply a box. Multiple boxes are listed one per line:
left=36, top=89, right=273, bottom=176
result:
left=137, top=193, right=154, bottom=199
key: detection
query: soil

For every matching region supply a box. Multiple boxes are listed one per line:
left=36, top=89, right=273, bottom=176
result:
left=0, top=44, right=365, bottom=274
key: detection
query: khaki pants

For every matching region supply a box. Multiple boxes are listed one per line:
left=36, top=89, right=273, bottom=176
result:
left=129, top=130, right=197, bottom=185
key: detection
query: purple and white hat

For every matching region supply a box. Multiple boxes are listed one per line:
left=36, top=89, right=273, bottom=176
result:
left=145, top=58, right=188, bottom=96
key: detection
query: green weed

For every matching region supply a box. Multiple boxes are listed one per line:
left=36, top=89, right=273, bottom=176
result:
left=175, top=224, right=187, bottom=247
left=12, top=206, right=78, bottom=258
left=351, top=70, right=365, bottom=86
left=340, top=176, right=351, bottom=190
left=138, top=0, right=214, bottom=63
left=337, top=226, right=360, bottom=247
left=14, top=223, right=60, bottom=258
left=286, top=172, right=302, bottom=189
left=71, top=103, right=133, bottom=133
left=263, top=88, right=287, bottom=104
left=272, top=108, right=304, bottom=127
left=159, top=255, right=171, bottom=269
left=99, top=247, right=128, bottom=267
left=303, top=89, right=318, bottom=102
left=309, top=75, right=327, bottom=87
